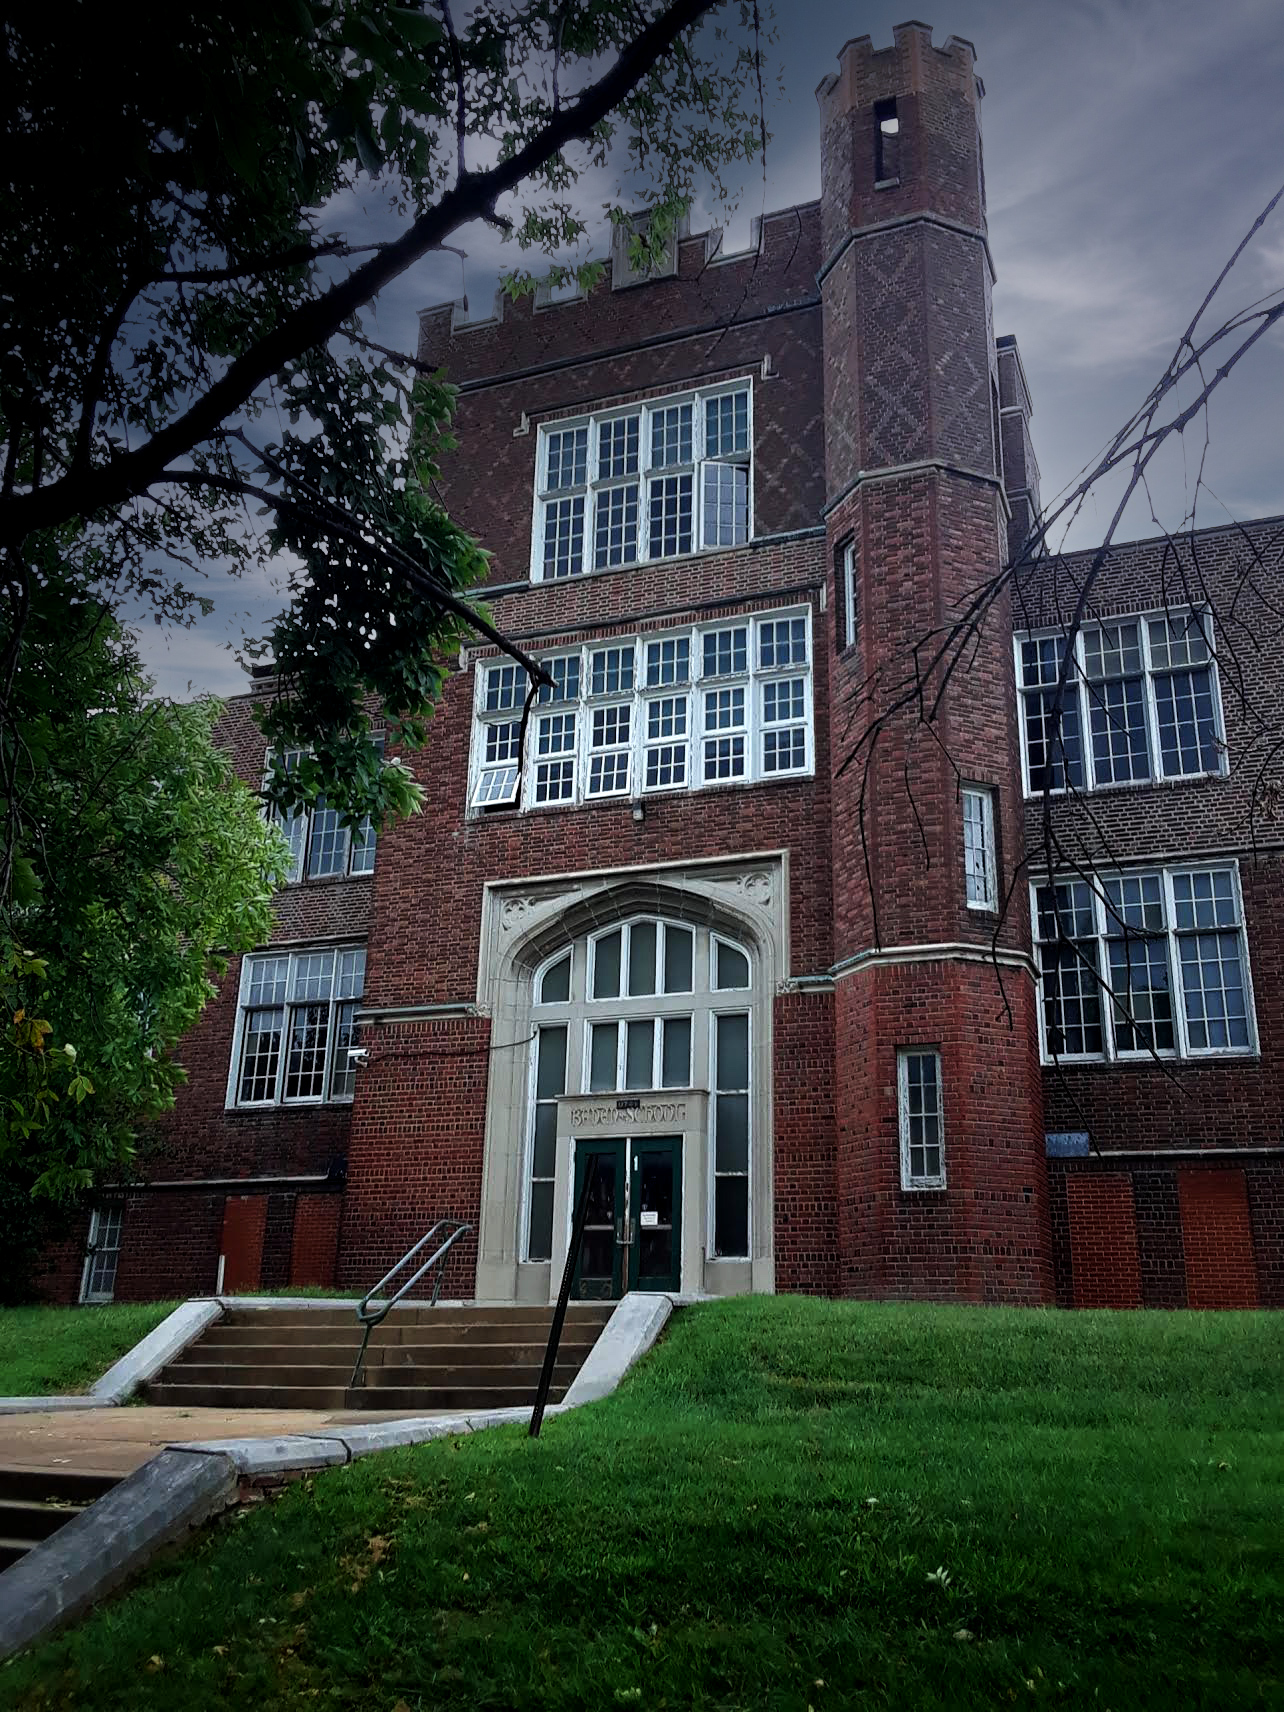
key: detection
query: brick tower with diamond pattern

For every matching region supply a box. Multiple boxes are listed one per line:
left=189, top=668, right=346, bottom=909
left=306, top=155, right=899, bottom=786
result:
left=818, top=24, right=1052, bottom=1300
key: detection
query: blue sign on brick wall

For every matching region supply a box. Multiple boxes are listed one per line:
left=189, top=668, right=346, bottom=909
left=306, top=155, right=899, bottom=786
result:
left=1045, top=1131, right=1090, bottom=1158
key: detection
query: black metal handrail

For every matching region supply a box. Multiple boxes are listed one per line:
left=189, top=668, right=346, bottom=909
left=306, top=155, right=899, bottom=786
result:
left=349, top=1218, right=472, bottom=1389
left=530, top=1153, right=598, bottom=1438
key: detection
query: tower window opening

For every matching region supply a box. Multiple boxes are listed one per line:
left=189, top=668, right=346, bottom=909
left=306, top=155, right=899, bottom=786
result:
left=874, top=99, right=900, bottom=185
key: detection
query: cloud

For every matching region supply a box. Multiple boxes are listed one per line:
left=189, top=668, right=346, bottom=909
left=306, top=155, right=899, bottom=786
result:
left=131, top=0, right=1284, bottom=691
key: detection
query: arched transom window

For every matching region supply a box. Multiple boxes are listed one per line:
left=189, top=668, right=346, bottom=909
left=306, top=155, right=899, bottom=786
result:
left=525, top=916, right=752, bottom=1264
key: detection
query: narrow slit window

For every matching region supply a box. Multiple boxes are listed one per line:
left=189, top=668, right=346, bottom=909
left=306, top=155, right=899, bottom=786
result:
left=839, top=539, right=858, bottom=653
left=962, top=786, right=998, bottom=912
left=875, top=99, right=900, bottom=184
left=897, top=1049, right=945, bottom=1189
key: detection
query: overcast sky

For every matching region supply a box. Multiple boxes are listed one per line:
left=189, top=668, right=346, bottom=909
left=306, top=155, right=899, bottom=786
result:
left=139, top=0, right=1284, bottom=698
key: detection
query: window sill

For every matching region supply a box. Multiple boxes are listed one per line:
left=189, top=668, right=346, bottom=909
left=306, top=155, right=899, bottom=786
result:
left=225, top=1098, right=356, bottom=1115
left=1022, top=767, right=1228, bottom=803
left=1038, top=1050, right=1259, bottom=1071
left=468, top=769, right=816, bottom=822
left=279, top=871, right=375, bottom=890
left=528, top=536, right=763, bottom=589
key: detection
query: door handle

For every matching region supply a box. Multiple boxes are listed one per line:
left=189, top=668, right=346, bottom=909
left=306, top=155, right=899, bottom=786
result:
left=615, top=1216, right=633, bottom=1248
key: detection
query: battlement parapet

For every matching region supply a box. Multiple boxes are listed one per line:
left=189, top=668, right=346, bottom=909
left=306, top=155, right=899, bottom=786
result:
left=817, top=20, right=979, bottom=124
left=416, top=205, right=819, bottom=341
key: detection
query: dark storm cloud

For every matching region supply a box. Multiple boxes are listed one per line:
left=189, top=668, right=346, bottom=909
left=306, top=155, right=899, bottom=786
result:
left=137, top=0, right=1284, bottom=696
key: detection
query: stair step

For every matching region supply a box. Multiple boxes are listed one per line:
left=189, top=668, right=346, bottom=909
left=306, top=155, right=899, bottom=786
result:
left=155, top=1361, right=583, bottom=1389
left=144, top=1383, right=564, bottom=1411
left=0, top=1469, right=119, bottom=1571
left=0, top=1497, right=87, bottom=1544
left=190, top=1326, right=605, bottom=1352
left=174, top=1339, right=599, bottom=1368
left=220, top=1305, right=612, bottom=1330
left=0, top=1469, right=118, bottom=1505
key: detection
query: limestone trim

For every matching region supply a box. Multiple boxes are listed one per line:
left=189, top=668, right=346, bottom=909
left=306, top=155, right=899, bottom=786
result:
left=473, top=853, right=788, bottom=1304
left=822, top=940, right=1038, bottom=983
left=354, top=1002, right=481, bottom=1025
left=816, top=211, right=996, bottom=290
left=822, top=456, right=1008, bottom=520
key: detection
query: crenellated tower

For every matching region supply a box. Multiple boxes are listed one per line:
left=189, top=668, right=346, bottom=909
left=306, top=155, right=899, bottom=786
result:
left=818, top=22, right=1052, bottom=1301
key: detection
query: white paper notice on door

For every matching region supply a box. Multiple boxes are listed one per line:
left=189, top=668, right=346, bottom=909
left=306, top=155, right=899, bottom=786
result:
left=640, top=1210, right=659, bottom=1227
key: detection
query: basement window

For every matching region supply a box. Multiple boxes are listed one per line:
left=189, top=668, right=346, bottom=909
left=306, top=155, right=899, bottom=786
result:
left=80, top=1205, right=123, bottom=1304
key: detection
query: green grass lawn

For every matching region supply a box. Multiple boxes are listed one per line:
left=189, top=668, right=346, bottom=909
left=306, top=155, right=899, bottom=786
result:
left=0, top=1301, right=179, bottom=1397
left=6, top=1297, right=1282, bottom=1709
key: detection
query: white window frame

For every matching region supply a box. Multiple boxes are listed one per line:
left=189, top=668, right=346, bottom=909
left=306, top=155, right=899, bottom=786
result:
left=225, top=943, right=366, bottom=1109
left=530, top=381, right=754, bottom=582
left=1014, top=607, right=1227, bottom=798
left=1030, top=861, right=1258, bottom=1065
left=264, top=744, right=381, bottom=883
left=897, top=1049, right=946, bottom=1191
left=841, top=538, right=858, bottom=653
left=468, top=607, right=814, bottom=813
left=80, top=1205, right=124, bottom=1304
left=961, top=784, right=998, bottom=912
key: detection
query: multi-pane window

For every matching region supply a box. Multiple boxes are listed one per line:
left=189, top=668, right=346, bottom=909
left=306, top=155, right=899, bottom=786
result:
left=469, top=610, right=813, bottom=810
left=962, top=786, right=997, bottom=911
left=523, top=918, right=753, bottom=1263
left=897, top=1050, right=945, bottom=1189
left=231, top=946, right=366, bottom=1106
left=1016, top=610, right=1224, bottom=794
left=267, top=747, right=380, bottom=881
left=532, top=384, right=752, bottom=580
left=1032, top=865, right=1254, bottom=1062
left=80, top=1205, right=123, bottom=1303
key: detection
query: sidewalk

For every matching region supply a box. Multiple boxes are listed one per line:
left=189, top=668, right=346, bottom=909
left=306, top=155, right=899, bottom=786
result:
left=0, top=1406, right=437, bottom=1478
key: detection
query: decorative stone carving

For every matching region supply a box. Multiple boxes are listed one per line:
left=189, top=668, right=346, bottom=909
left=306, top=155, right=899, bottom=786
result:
left=733, top=871, right=774, bottom=908
left=500, top=896, right=538, bottom=932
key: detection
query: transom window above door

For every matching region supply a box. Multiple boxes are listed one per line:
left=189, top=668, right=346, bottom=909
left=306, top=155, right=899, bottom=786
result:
left=532, top=382, right=753, bottom=581
left=524, top=915, right=754, bottom=1265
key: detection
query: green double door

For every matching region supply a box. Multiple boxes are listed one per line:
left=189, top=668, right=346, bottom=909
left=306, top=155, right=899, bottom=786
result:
left=571, top=1136, right=682, bottom=1299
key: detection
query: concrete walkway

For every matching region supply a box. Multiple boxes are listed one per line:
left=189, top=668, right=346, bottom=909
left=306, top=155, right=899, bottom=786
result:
left=0, top=1406, right=439, bottom=1478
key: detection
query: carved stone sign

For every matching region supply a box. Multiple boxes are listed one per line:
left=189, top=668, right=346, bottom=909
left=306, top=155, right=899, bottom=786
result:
left=568, top=1100, right=689, bottom=1127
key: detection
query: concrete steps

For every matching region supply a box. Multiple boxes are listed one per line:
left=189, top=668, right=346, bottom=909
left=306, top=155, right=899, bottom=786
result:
left=0, top=1470, right=119, bottom=1571
left=143, top=1303, right=614, bottom=1413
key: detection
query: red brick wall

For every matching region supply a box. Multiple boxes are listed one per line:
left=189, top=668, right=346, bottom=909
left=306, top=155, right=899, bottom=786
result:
left=340, top=1015, right=493, bottom=1299
left=1178, top=1168, right=1259, bottom=1309
left=108, top=1192, right=225, bottom=1302
left=419, top=212, right=825, bottom=590
left=289, top=1195, right=343, bottom=1288
left=772, top=990, right=838, bottom=1294
left=834, top=961, right=1051, bottom=1304
left=1065, top=1175, right=1141, bottom=1308
left=33, top=1219, right=88, bottom=1305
